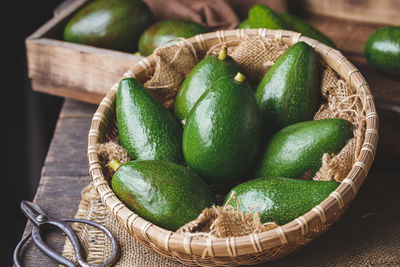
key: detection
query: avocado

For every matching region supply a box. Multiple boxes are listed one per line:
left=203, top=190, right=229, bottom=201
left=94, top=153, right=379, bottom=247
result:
left=365, top=26, right=400, bottom=78
left=225, top=177, right=339, bottom=225
left=138, top=20, right=207, bottom=56
left=111, top=160, right=215, bottom=231
left=183, top=73, right=262, bottom=184
left=238, top=5, right=335, bottom=48
left=278, top=13, right=336, bottom=48
left=238, top=19, right=251, bottom=29
left=116, top=78, right=183, bottom=163
left=63, top=0, right=152, bottom=52
left=255, top=41, right=320, bottom=131
left=248, top=4, right=286, bottom=30
left=254, top=118, right=354, bottom=179
left=174, top=46, right=241, bottom=121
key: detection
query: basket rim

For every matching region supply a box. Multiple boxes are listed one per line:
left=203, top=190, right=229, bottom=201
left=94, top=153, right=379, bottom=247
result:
left=87, top=29, right=379, bottom=261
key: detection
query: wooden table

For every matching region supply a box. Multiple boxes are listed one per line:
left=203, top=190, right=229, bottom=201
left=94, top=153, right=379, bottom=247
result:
left=19, top=97, right=400, bottom=266
left=20, top=16, right=400, bottom=266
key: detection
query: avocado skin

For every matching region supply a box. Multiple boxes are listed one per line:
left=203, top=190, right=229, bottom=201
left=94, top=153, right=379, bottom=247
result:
left=238, top=6, right=335, bottom=48
left=225, top=177, right=339, bottom=225
left=255, top=41, right=320, bottom=131
left=116, top=78, right=183, bottom=163
left=278, top=13, right=335, bottom=48
left=174, top=54, right=241, bottom=121
left=138, top=20, right=207, bottom=56
left=248, top=4, right=286, bottom=30
left=254, top=118, right=354, bottom=179
left=238, top=19, right=251, bottom=29
left=63, top=0, right=152, bottom=52
left=183, top=76, right=262, bottom=184
left=365, top=26, right=400, bottom=78
left=112, top=160, right=215, bottom=231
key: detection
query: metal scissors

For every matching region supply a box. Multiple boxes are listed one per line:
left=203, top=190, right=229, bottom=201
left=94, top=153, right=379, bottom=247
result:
left=13, top=200, right=120, bottom=267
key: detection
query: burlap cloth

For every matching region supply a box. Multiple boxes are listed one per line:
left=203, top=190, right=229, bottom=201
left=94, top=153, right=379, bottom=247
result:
left=62, top=179, right=400, bottom=266
left=61, top=35, right=389, bottom=265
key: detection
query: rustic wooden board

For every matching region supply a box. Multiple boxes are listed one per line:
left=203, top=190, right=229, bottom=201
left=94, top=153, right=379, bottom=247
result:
left=19, top=99, right=400, bottom=266
left=289, top=0, right=400, bottom=26
left=26, top=38, right=143, bottom=104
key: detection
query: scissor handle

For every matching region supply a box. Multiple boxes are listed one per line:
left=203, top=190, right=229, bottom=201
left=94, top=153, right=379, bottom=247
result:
left=14, top=218, right=120, bottom=267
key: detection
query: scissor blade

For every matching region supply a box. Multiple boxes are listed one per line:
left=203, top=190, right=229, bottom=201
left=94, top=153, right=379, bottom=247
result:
left=20, top=200, right=48, bottom=227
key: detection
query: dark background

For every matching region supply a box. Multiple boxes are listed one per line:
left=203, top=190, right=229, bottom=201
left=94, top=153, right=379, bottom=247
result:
left=1, top=0, right=64, bottom=263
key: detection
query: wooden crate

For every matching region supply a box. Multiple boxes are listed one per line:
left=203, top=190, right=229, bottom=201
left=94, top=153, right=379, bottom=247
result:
left=25, top=0, right=143, bottom=104
left=26, top=0, right=399, bottom=106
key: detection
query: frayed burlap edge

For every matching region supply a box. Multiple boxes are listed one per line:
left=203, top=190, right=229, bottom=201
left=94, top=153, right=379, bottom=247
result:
left=177, top=191, right=277, bottom=238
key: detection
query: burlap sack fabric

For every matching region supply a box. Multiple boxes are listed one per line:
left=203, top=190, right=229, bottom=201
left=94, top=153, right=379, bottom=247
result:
left=62, top=36, right=375, bottom=264
left=62, top=181, right=400, bottom=266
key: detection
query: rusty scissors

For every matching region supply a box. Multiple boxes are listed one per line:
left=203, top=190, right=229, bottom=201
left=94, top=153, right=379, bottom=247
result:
left=13, top=200, right=120, bottom=267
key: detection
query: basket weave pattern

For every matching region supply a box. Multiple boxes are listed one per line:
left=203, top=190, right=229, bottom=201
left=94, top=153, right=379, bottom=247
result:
left=87, top=29, right=378, bottom=266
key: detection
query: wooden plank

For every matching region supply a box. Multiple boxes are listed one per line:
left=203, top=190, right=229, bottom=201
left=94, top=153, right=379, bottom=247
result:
left=32, top=79, right=105, bottom=105
left=42, top=116, right=93, bottom=177
left=26, top=38, right=142, bottom=101
left=288, top=0, right=400, bottom=26
left=59, top=98, right=97, bottom=118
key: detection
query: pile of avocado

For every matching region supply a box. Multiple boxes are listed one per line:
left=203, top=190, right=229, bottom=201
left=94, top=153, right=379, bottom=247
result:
left=110, top=41, right=354, bottom=231
left=63, top=0, right=208, bottom=55
left=63, top=1, right=339, bottom=57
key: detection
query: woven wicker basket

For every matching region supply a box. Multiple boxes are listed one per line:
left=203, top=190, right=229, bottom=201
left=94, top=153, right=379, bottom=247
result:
left=87, top=29, right=378, bottom=266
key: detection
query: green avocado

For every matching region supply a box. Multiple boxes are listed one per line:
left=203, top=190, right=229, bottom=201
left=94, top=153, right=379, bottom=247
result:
left=248, top=4, right=286, bottom=30
left=111, top=160, right=215, bottom=231
left=183, top=73, right=262, bottom=184
left=238, top=4, right=335, bottom=47
left=365, top=26, right=400, bottom=78
left=63, top=0, right=152, bottom=52
left=116, top=78, right=183, bottom=163
left=174, top=46, right=241, bottom=121
left=254, top=118, right=354, bottom=179
left=238, top=19, right=251, bottom=29
left=255, top=41, right=320, bottom=131
left=138, top=20, right=207, bottom=56
left=225, top=177, right=339, bottom=225
left=278, top=13, right=335, bottom=48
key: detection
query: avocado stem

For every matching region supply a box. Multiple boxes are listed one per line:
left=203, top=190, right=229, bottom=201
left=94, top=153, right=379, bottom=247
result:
left=234, top=72, right=246, bottom=83
left=218, top=45, right=228, bottom=60
left=109, top=159, right=122, bottom=172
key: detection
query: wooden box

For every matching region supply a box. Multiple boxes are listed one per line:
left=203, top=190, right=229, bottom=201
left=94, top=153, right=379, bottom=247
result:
left=25, top=0, right=143, bottom=104
left=26, top=0, right=400, bottom=105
